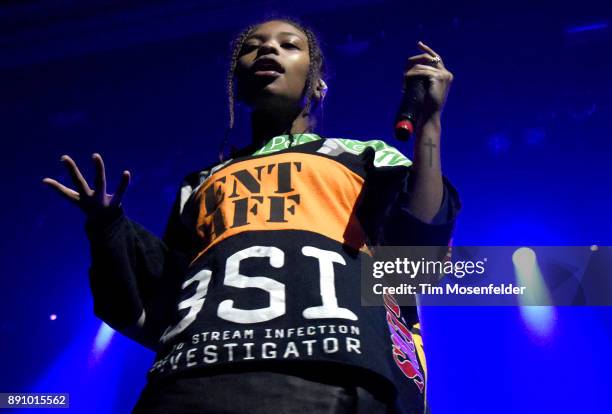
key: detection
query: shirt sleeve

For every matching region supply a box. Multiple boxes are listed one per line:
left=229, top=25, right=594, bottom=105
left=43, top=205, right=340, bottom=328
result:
left=381, top=173, right=462, bottom=246
left=356, top=149, right=462, bottom=248
left=85, top=178, right=201, bottom=352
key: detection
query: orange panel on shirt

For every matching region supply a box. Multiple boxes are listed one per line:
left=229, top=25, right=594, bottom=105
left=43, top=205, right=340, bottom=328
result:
left=191, top=152, right=368, bottom=262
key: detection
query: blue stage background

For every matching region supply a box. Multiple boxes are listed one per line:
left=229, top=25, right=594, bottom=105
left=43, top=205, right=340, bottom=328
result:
left=1, top=0, right=611, bottom=412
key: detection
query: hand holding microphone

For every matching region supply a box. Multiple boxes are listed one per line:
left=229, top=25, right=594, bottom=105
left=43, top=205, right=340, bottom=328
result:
left=395, top=41, right=453, bottom=141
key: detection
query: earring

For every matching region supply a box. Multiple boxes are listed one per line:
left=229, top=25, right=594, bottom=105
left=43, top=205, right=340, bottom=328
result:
left=319, top=79, right=328, bottom=100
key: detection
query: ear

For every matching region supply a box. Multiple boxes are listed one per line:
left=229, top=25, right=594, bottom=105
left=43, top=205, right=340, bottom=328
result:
left=314, top=79, right=328, bottom=101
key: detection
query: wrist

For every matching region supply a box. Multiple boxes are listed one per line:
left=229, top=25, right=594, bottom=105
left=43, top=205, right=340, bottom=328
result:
left=85, top=205, right=125, bottom=236
left=416, top=112, right=442, bottom=136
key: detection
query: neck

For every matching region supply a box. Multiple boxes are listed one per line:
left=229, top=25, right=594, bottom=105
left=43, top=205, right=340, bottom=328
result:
left=249, top=106, right=311, bottom=148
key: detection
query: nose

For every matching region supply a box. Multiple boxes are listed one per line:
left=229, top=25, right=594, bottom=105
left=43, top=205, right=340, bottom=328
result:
left=257, top=40, right=280, bottom=57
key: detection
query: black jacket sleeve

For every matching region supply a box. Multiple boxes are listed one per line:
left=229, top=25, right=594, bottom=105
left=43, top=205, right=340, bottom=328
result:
left=357, top=146, right=462, bottom=248
left=381, top=172, right=462, bottom=246
left=85, top=178, right=202, bottom=352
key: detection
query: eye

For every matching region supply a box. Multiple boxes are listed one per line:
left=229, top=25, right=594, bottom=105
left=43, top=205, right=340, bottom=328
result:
left=241, top=43, right=258, bottom=53
left=282, top=42, right=300, bottom=50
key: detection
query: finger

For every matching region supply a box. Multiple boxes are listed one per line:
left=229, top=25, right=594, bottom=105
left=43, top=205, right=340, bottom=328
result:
left=60, top=155, right=92, bottom=194
left=417, top=41, right=438, bottom=58
left=92, top=153, right=107, bottom=202
left=407, top=53, right=435, bottom=62
left=406, top=54, right=444, bottom=69
left=42, top=177, right=81, bottom=205
left=417, top=41, right=445, bottom=68
left=405, top=64, right=440, bottom=76
left=407, top=53, right=441, bottom=63
left=407, top=65, right=453, bottom=82
left=404, top=71, right=435, bottom=82
left=403, top=68, right=442, bottom=84
left=109, top=170, right=131, bottom=207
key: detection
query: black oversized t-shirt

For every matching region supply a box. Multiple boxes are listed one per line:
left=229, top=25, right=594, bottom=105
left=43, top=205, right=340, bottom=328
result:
left=85, top=133, right=461, bottom=414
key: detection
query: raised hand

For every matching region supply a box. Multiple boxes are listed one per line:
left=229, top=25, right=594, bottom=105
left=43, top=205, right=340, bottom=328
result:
left=42, top=153, right=131, bottom=217
left=404, top=41, right=454, bottom=122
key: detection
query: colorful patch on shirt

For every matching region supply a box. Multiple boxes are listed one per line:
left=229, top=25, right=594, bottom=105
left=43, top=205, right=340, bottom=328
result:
left=252, top=134, right=412, bottom=168
left=190, top=152, right=370, bottom=263
left=383, top=293, right=425, bottom=393
left=318, top=138, right=413, bottom=168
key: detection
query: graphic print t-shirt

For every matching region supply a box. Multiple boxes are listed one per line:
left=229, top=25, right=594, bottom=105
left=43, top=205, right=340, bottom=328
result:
left=85, top=133, right=462, bottom=413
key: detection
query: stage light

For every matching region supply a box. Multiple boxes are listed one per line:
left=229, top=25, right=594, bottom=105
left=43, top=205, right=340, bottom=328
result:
left=33, top=310, right=123, bottom=412
left=519, top=305, right=556, bottom=339
left=487, top=132, right=510, bottom=154
left=512, top=247, right=556, bottom=338
left=566, top=22, right=608, bottom=34
left=524, top=127, right=545, bottom=145
left=93, top=322, right=115, bottom=356
left=512, top=247, right=536, bottom=270
left=49, top=313, right=57, bottom=321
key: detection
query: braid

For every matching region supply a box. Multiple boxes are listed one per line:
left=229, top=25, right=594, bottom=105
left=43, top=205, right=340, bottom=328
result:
left=303, top=29, right=318, bottom=116
left=220, top=24, right=257, bottom=162
left=222, top=17, right=325, bottom=162
left=227, top=24, right=257, bottom=131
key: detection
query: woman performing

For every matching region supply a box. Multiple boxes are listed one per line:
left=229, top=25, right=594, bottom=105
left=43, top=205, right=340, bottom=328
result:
left=43, top=17, right=461, bottom=414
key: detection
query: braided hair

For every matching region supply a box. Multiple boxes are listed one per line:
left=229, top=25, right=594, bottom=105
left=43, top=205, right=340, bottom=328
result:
left=219, top=17, right=325, bottom=161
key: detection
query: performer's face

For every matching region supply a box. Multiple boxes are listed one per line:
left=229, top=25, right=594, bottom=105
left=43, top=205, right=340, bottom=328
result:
left=236, top=20, right=311, bottom=111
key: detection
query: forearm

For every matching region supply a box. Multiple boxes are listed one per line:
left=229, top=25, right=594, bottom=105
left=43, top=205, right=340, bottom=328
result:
left=86, top=207, right=170, bottom=351
left=405, top=113, right=444, bottom=223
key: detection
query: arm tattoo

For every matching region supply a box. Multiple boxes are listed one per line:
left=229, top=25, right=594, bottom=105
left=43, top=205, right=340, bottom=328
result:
left=423, top=137, right=437, bottom=167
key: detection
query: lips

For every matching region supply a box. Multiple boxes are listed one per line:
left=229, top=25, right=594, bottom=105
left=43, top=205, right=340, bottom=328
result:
left=251, top=57, right=285, bottom=74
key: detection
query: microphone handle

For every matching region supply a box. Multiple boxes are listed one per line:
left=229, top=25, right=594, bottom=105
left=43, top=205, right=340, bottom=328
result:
left=394, top=75, right=429, bottom=141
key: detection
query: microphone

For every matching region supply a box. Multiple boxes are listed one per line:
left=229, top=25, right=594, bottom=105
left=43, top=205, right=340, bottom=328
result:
left=394, top=75, right=429, bottom=141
